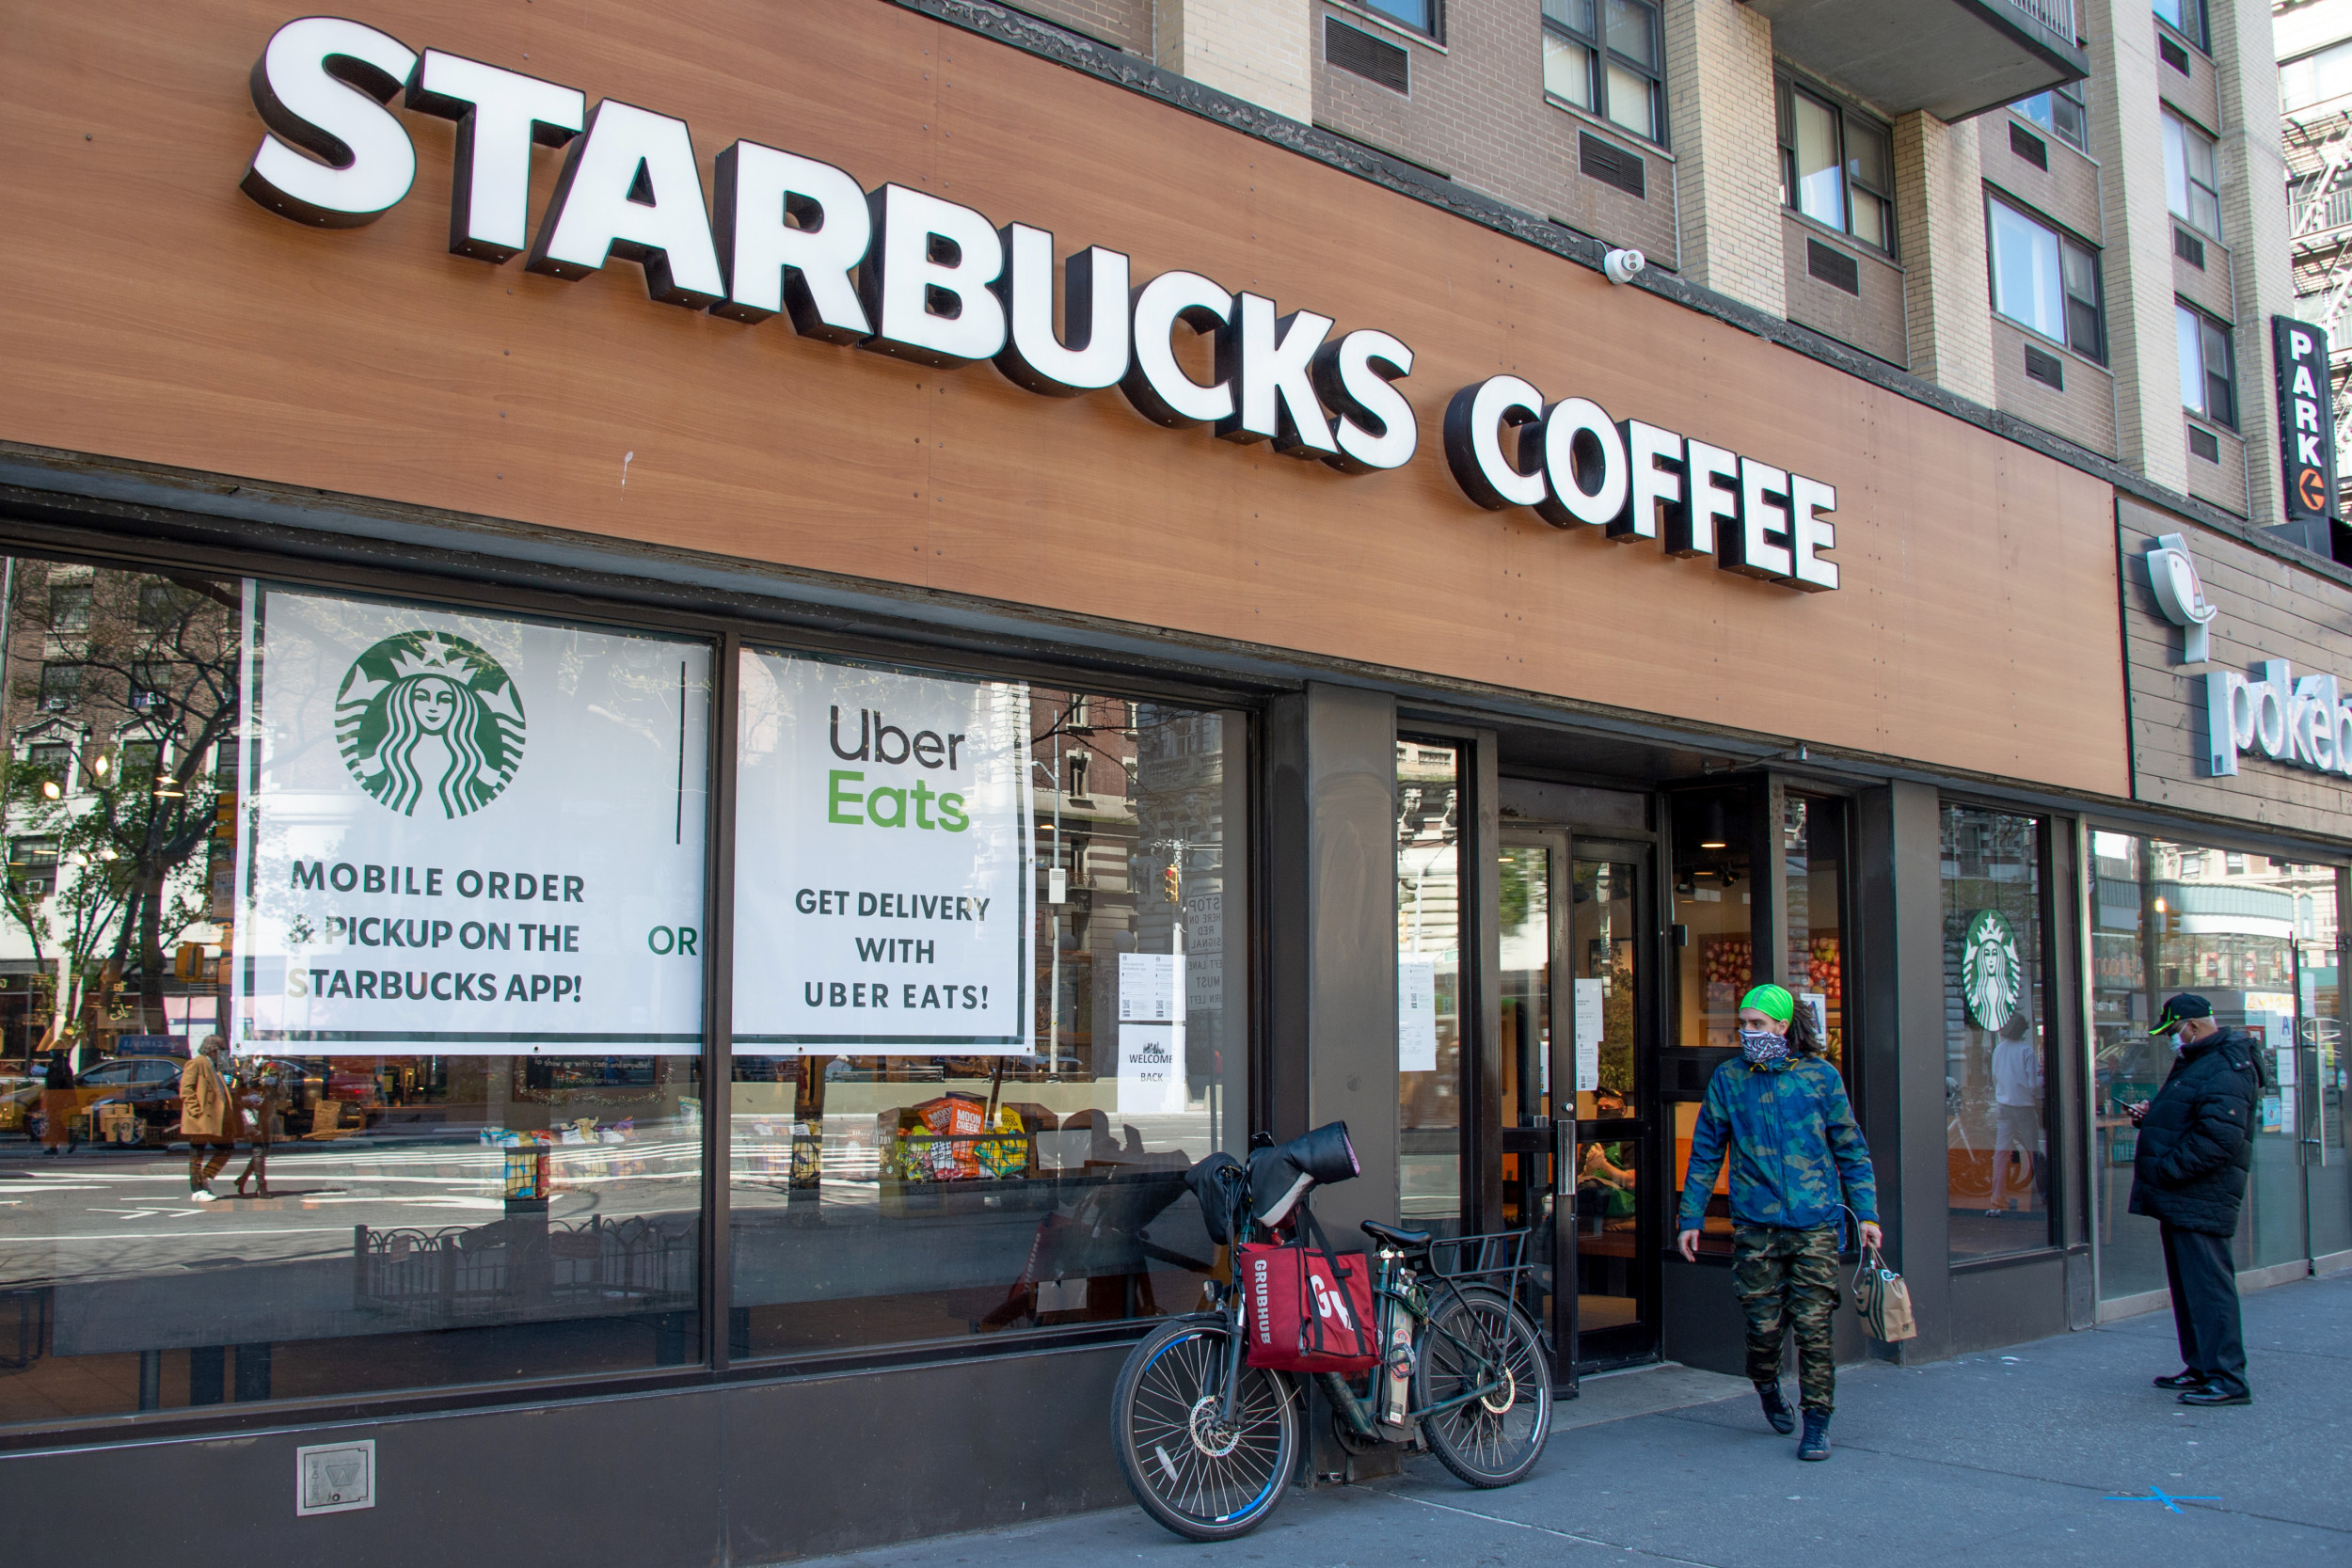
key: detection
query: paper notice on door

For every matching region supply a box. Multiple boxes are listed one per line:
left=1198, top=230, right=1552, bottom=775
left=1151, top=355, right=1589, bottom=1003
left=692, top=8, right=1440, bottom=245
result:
left=1118, top=1022, right=1187, bottom=1115
left=1801, top=992, right=1829, bottom=1045
left=1119, top=952, right=1183, bottom=1022
left=1399, top=959, right=1438, bottom=1072
left=1574, top=977, right=1603, bottom=1091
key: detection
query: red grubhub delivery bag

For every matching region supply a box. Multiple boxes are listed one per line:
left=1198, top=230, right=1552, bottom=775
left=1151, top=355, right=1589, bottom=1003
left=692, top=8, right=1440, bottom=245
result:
left=1240, top=1211, right=1378, bottom=1376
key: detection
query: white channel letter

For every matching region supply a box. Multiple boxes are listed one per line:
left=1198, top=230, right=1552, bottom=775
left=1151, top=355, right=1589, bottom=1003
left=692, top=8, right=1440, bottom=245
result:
left=2256, top=660, right=2293, bottom=760
left=240, top=17, right=418, bottom=229
left=992, top=225, right=1131, bottom=395
left=1217, top=294, right=1339, bottom=456
left=404, top=50, right=585, bottom=262
left=856, top=184, right=1007, bottom=367
left=1121, top=271, right=1233, bottom=427
left=708, top=142, right=872, bottom=340
left=526, top=100, right=724, bottom=308
left=1308, top=329, right=1418, bottom=474
left=1534, top=398, right=1629, bottom=531
left=2206, top=670, right=2248, bottom=776
left=1723, top=458, right=1794, bottom=580
left=2296, top=674, right=2340, bottom=769
left=1441, top=376, right=1547, bottom=510
left=1676, top=440, right=1739, bottom=558
left=1613, top=420, right=1683, bottom=544
left=1788, top=474, right=1840, bottom=593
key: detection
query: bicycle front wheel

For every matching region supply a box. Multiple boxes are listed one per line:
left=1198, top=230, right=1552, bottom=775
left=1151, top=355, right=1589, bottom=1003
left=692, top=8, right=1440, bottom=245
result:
left=1414, top=1287, right=1552, bottom=1488
left=1112, top=1317, right=1300, bottom=1541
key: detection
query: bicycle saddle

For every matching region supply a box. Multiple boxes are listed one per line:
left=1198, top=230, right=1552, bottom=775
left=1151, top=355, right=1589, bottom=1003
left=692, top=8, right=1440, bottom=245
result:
left=1360, top=1219, right=1431, bottom=1250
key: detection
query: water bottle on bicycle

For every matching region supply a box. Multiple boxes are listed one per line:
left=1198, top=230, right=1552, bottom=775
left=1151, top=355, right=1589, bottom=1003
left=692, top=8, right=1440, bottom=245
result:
left=1111, top=1121, right=1552, bottom=1542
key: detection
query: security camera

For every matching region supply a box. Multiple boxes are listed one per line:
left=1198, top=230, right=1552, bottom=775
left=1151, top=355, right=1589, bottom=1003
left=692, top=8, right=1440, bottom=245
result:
left=1603, top=247, right=1646, bottom=285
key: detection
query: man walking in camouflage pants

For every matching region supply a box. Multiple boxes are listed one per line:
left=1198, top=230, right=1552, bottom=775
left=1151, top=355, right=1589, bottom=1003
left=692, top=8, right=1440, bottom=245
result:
left=1677, top=985, right=1881, bottom=1461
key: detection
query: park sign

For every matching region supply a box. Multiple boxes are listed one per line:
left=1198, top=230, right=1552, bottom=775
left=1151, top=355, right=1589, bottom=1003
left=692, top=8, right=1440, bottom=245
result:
left=2273, top=315, right=2339, bottom=532
left=234, top=16, right=1847, bottom=595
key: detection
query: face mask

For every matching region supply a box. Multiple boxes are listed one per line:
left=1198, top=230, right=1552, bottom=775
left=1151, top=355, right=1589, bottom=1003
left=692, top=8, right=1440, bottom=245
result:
left=1740, top=1030, right=1789, bottom=1066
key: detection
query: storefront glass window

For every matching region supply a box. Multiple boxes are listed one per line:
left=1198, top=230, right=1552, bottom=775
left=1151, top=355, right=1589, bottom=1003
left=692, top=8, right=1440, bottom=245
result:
left=727, top=658, right=1248, bottom=1355
left=2090, top=832, right=2342, bottom=1296
left=1668, top=786, right=1752, bottom=1258
left=1397, top=739, right=1463, bottom=1227
left=1943, top=804, right=2052, bottom=1263
left=1784, top=794, right=1848, bottom=1071
left=0, top=561, right=711, bottom=1426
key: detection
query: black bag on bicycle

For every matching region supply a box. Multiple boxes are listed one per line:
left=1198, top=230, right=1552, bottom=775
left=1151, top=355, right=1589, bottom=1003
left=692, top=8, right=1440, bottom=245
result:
left=1248, top=1121, right=1359, bottom=1227
left=1184, top=1152, right=1248, bottom=1247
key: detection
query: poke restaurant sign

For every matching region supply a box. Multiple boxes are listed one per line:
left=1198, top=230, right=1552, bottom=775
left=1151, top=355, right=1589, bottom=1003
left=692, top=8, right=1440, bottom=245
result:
left=235, top=16, right=1848, bottom=594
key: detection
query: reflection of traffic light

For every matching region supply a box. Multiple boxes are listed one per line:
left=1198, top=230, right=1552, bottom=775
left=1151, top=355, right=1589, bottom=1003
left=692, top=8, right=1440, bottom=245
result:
left=1164, top=863, right=1181, bottom=903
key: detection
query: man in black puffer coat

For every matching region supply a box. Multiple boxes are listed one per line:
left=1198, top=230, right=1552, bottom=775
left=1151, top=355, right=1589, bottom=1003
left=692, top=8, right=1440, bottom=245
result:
left=2128, top=993, right=2265, bottom=1406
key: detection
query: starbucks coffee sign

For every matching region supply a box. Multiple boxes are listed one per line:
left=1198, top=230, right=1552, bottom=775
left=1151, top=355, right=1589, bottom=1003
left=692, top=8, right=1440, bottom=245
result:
left=234, top=16, right=1845, bottom=596
left=336, top=630, right=526, bottom=818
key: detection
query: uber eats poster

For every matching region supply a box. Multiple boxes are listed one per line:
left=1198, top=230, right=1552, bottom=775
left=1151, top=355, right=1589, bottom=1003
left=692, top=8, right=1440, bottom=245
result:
left=732, top=650, right=1032, bottom=1055
left=233, top=585, right=711, bottom=1054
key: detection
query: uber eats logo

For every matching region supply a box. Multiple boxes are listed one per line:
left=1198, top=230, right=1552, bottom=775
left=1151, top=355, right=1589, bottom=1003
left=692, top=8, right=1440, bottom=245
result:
left=337, top=630, right=526, bottom=818
left=1960, top=910, right=2022, bottom=1030
left=824, top=705, right=970, bottom=832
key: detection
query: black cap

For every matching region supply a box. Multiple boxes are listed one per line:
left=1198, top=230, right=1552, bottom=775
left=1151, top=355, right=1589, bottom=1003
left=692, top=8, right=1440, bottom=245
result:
left=2152, top=993, right=2214, bottom=1037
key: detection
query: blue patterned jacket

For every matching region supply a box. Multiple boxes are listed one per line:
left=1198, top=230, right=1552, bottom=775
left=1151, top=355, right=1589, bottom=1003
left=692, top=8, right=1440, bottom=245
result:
left=1676, top=1053, right=1878, bottom=1235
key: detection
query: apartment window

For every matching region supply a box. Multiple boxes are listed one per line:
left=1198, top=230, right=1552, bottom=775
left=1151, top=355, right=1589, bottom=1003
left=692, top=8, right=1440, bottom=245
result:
left=37, top=663, right=80, bottom=712
left=128, top=661, right=172, bottom=714
left=24, top=742, right=71, bottom=780
left=2162, top=110, right=2222, bottom=238
left=2011, top=81, right=2089, bottom=152
left=119, top=738, right=163, bottom=781
left=1361, top=0, right=1437, bottom=34
left=1987, top=198, right=2106, bottom=362
left=2176, top=303, right=2237, bottom=429
left=2282, top=40, right=2352, bottom=113
left=1542, top=0, right=1663, bottom=144
left=46, top=583, right=90, bottom=634
left=1779, top=78, right=1894, bottom=254
left=2154, top=0, right=2207, bottom=51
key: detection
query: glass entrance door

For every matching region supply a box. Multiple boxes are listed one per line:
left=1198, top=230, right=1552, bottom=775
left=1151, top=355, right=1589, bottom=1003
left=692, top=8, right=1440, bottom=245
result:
left=1568, top=847, right=1656, bottom=1365
left=1496, top=834, right=1565, bottom=1382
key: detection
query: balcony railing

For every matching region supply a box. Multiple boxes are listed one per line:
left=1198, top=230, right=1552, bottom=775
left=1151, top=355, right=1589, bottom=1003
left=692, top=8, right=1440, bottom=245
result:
left=2006, top=0, right=2074, bottom=40
left=2297, top=185, right=2352, bottom=239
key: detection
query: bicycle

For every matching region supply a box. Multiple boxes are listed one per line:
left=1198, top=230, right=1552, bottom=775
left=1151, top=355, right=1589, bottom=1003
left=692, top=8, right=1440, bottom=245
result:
left=1111, top=1125, right=1552, bottom=1542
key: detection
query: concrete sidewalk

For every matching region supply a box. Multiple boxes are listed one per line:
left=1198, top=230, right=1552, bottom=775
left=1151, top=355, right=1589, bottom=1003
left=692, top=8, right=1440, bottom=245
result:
left=803, top=1270, right=2352, bottom=1567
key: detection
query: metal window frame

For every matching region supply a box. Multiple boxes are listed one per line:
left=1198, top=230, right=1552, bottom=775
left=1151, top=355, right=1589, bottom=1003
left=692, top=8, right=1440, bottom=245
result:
left=1982, top=191, right=2106, bottom=364
left=1542, top=0, right=1666, bottom=149
left=0, top=502, right=1273, bottom=1451
left=1775, top=71, right=1897, bottom=260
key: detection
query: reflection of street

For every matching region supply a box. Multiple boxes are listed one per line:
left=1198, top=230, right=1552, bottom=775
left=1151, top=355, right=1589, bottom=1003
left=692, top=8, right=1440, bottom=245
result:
left=2, top=1128, right=696, bottom=1316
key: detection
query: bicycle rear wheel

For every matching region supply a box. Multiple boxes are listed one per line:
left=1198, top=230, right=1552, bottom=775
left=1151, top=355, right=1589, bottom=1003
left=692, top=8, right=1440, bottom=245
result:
left=1112, top=1317, right=1300, bottom=1541
left=1414, top=1287, right=1552, bottom=1488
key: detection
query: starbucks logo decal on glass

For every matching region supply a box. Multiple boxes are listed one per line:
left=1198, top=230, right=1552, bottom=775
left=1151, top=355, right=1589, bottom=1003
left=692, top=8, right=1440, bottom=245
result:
left=1960, top=909, right=2022, bottom=1030
left=335, top=631, right=525, bottom=817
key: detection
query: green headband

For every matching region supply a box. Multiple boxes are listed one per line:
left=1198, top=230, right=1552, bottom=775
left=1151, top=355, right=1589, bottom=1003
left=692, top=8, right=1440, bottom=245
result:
left=1740, top=984, right=1795, bottom=1022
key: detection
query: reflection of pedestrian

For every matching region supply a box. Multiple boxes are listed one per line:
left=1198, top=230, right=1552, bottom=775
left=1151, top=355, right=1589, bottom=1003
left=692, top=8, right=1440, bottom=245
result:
left=232, top=1062, right=279, bottom=1197
left=179, top=1036, right=244, bottom=1202
left=1989, top=1013, right=2042, bottom=1215
left=1677, top=985, right=1880, bottom=1463
left=2129, top=993, right=2262, bottom=1406
left=38, top=1046, right=74, bottom=1156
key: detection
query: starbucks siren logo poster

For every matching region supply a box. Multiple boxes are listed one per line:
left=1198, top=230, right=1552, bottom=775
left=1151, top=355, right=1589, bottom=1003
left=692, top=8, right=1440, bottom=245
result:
left=1961, top=909, right=2023, bottom=1030
left=336, top=631, right=525, bottom=817
left=234, top=585, right=709, bottom=1055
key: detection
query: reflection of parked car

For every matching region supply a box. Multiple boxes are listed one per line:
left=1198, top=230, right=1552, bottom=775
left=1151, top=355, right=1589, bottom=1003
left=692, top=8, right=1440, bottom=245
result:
left=0, top=1072, right=35, bottom=1132
left=65, top=1057, right=186, bottom=1139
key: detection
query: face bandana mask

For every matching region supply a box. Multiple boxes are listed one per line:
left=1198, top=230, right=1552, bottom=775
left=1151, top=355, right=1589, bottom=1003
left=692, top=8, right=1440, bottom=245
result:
left=1740, top=1030, right=1789, bottom=1066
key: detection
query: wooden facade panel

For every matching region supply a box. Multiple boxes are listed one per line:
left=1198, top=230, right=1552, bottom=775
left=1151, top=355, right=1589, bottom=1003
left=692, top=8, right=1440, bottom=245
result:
left=0, top=0, right=2130, bottom=795
left=2120, top=498, right=2352, bottom=835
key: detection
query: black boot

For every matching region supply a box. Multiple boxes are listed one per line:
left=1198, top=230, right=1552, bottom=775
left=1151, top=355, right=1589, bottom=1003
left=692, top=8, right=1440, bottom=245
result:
left=1756, top=1381, right=1795, bottom=1434
left=1798, top=1411, right=1832, bottom=1461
